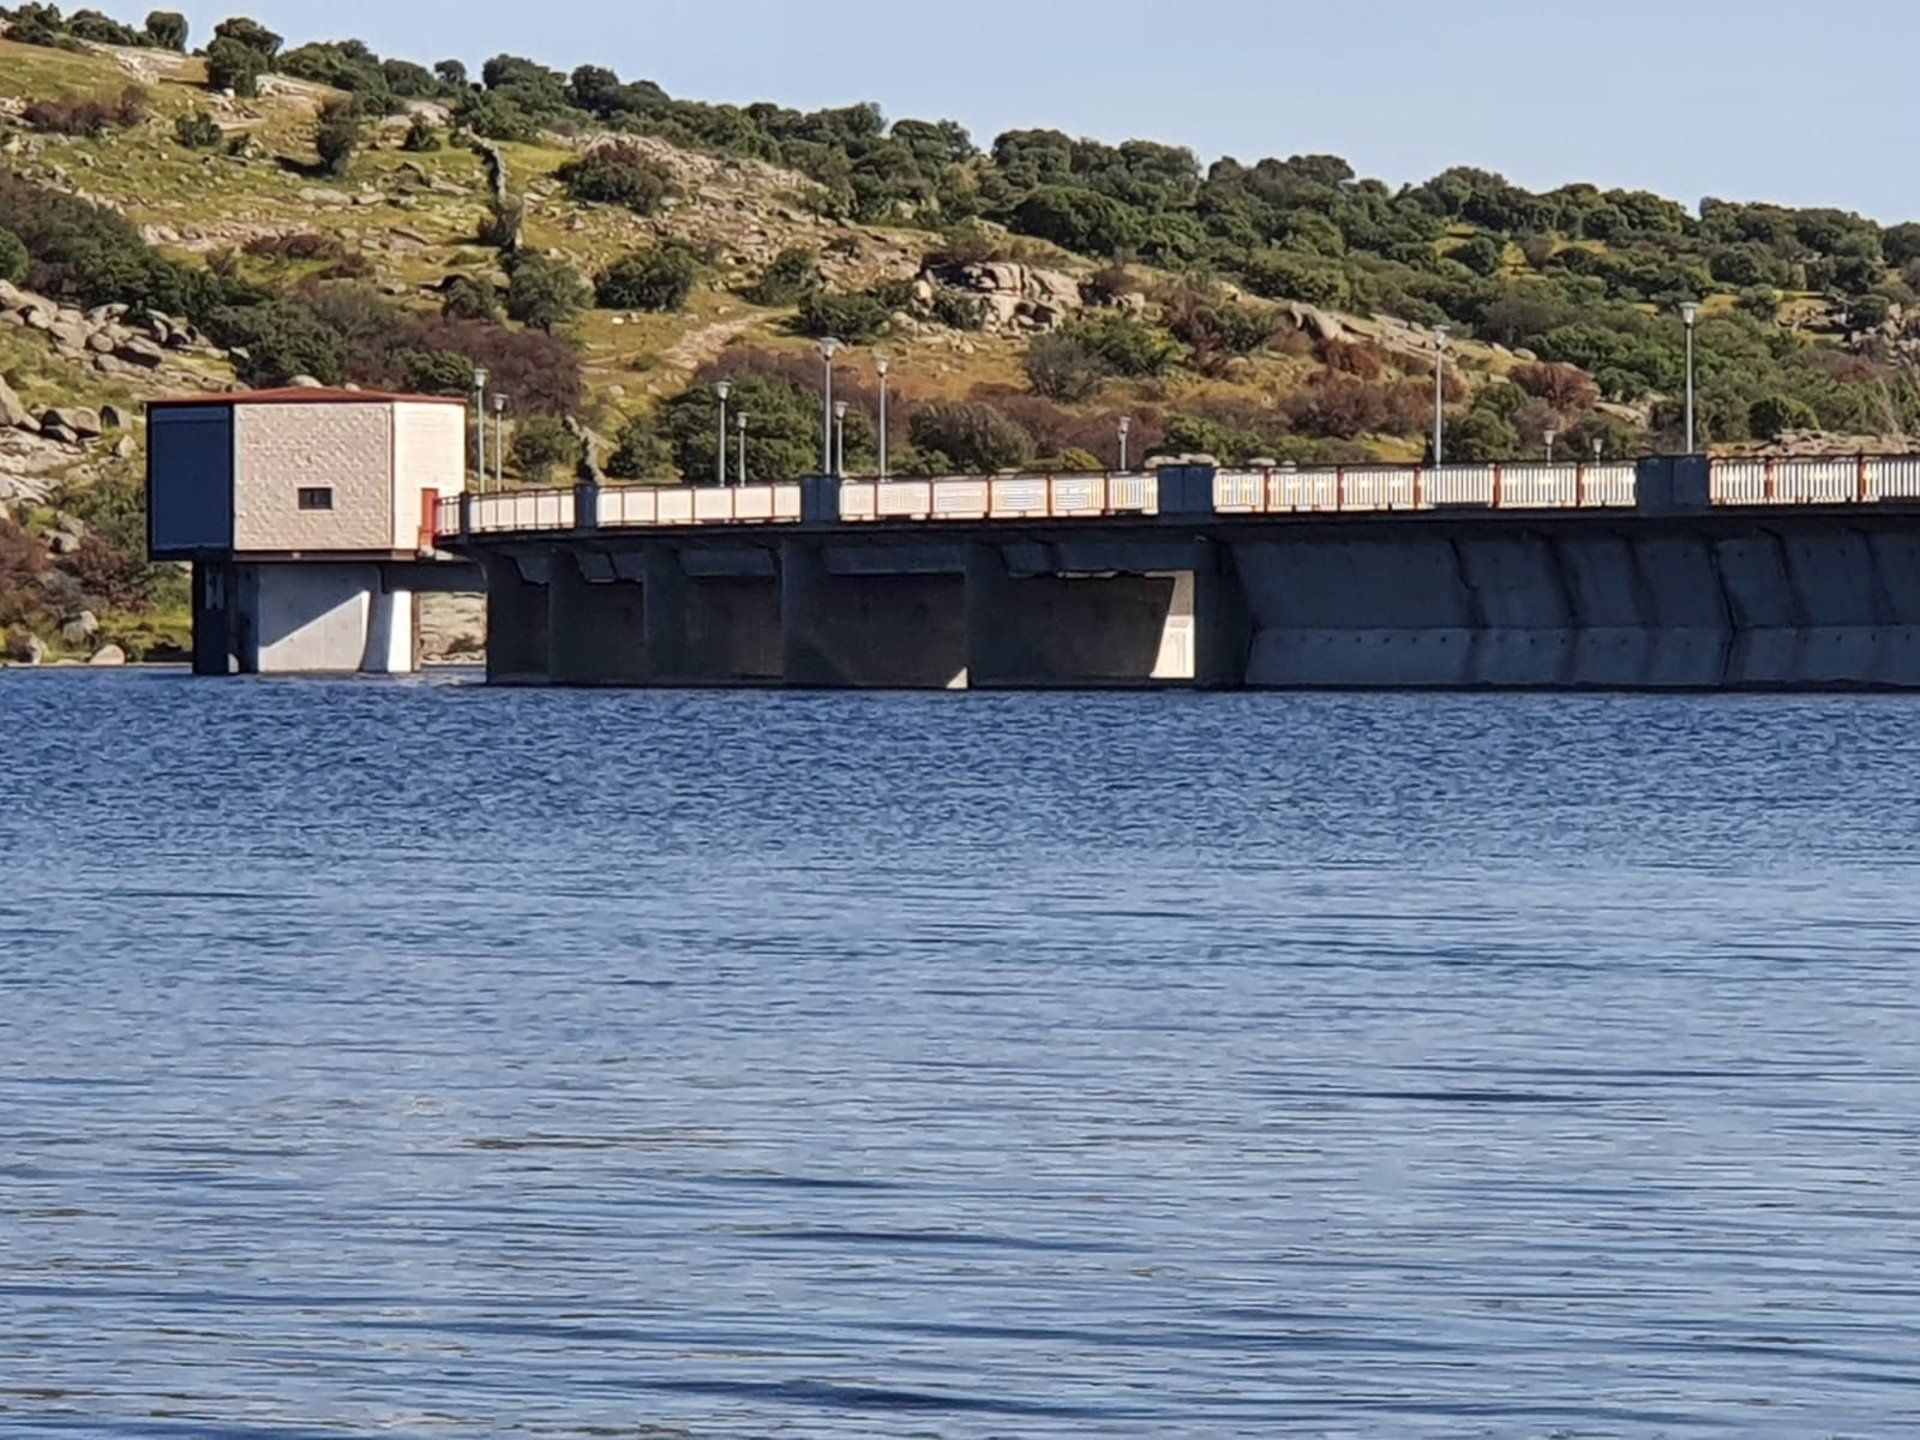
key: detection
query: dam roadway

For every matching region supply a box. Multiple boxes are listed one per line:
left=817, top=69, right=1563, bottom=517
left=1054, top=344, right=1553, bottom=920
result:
left=431, top=455, right=1920, bottom=690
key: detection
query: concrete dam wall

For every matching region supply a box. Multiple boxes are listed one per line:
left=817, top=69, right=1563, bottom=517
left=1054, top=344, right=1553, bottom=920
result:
left=466, top=509, right=1920, bottom=691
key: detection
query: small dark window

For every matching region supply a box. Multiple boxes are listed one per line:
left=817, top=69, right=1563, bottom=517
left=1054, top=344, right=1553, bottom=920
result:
left=297, top=487, right=334, bottom=511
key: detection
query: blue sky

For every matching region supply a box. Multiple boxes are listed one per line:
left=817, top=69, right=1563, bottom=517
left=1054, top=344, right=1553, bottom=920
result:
left=165, top=0, right=1917, bottom=221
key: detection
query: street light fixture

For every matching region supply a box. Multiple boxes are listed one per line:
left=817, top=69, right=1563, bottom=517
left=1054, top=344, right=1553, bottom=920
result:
left=1680, top=301, right=1700, bottom=455
left=714, top=379, right=731, bottom=488
left=736, top=411, right=748, bottom=487
left=833, top=399, right=848, bottom=478
left=1431, top=326, right=1449, bottom=466
left=1118, top=415, right=1133, bottom=472
left=471, top=365, right=489, bottom=492
left=1592, top=437, right=1604, bottom=461
left=1544, top=425, right=1557, bottom=464
left=817, top=337, right=840, bottom=476
left=874, top=354, right=890, bottom=481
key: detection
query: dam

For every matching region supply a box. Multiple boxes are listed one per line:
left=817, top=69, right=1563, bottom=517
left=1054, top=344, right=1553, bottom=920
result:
left=435, top=455, right=1920, bottom=690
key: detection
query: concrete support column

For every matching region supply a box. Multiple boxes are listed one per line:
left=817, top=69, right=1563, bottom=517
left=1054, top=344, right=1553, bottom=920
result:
left=782, top=539, right=965, bottom=687
left=484, top=554, right=550, bottom=684
left=361, top=584, right=415, bottom=675
left=641, top=545, right=693, bottom=682
left=549, top=553, right=649, bottom=685
left=190, top=560, right=238, bottom=676
left=965, top=543, right=1179, bottom=688
left=1192, top=539, right=1253, bottom=689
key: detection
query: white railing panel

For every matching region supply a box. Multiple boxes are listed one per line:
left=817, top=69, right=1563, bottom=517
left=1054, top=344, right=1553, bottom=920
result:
left=1496, top=464, right=1574, bottom=508
left=1108, top=474, right=1155, bottom=513
left=1711, top=460, right=1767, bottom=505
left=772, top=484, right=803, bottom=521
left=597, top=487, right=657, bottom=527
left=932, top=479, right=989, bottom=518
left=1051, top=476, right=1104, bottom=516
left=1342, top=468, right=1420, bottom=511
left=840, top=482, right=877, bottom=520
left=1268, top=470, right=1340, bottom=512
left=1213, top=471, right=1266, bottom=513
left=990, top=476, right=1050, bottom=518
left=1775, top=459, right=1856, bottom=504
left=1584, top=464, right=1638, bottom=506
left=732, top=486, right=776, bottom=522
left=877, top=481, right=932, bottom=518
left=692, top=487, right=735, bottom=522
left=1427, top=466, right=1492, bottom=508
left=656, top=489, right=694, bottom=525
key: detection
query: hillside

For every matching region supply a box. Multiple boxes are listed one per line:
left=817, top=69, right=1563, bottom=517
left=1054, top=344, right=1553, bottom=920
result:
left=5, top=4, right=1920, bottom=660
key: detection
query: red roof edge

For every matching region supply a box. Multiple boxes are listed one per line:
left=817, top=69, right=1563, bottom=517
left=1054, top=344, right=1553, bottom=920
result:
left=147, top=387, right=469, bottom=408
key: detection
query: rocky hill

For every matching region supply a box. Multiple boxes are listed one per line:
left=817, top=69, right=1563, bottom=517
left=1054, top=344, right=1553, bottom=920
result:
left=4, top=4, right=1920, bottom=661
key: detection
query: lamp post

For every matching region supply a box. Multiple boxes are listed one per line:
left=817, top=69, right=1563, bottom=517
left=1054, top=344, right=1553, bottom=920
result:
left=1544, top=426, right=1557, bottom=464
left=736, top=411, right=748, bottom=487
left=874, top=354, right=890, bottom=481
left=817, top=336, right=840, bottom=475
left=1680, top=301, right=1699, bottom=454
left=833, top=399, right=848, bottom=478
left=492, top=393, right=506, bottom=488
left=1118, top=415, right=1132, bottom=472
left=1431, top=325, right=1449, bottom=466
left=1592, top=437, right=1604, bottom=462
left=472, top=365, right=489, bottom=492
left=713, top=380, right=731, bottom=488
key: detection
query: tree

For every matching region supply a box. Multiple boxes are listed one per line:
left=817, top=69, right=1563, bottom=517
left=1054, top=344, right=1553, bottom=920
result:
left=909, top=401, right=1035, bottom=472
left=314, top=100, right=365, bottom=177
left=606, top=414, right=676, bottom=479
left=1748, top=393, right=1818, bottom=440
left=173, top=110, right=222, bottom=149
left=595, top=244, right=700, bottom=312
left=0, top=229, right=27, bottom=287
left=1443, top=407, right=1520, bottom=462
left=143, top=9, right=188, bottom=49
left=504, top=254, right=588, bottom=333
left=1010, top=186, right=1142, bottom=256
left=212, top=15, right=280, bottom=60
left=204, top=37, right=264, bottom=98
left=511, top=416, right=582, bottom=481
left=556, top=143, right=673, bottom=215
left=1511, top=361, right=1600, bottom=412
left=433, top=59, right=468, bottom=89
left=662, top=371, right=823, bottom=481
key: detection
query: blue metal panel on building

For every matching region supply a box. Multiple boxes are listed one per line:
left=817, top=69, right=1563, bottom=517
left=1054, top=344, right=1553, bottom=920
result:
left=148, top=405, right=234, bottom=556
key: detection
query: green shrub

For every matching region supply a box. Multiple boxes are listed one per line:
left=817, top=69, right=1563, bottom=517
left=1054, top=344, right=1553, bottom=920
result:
left=793, top=288, right=889, bottom=343
left=440, top=275, right=500, bottom=321
left=1240, top=249, right=1351, bottom=308
left=909, top=401, right=1034, bottom=472
left=0, top=229, right=28, bottom=287
left=663, top=371, right=825, bottom=482
left=595, top=244, right=699, bottom=312
left=1061, top=311, right=1176, bottom=377
left=67, top=9, right=144, bottom=44
left=399, top=348, right=475, bottom=395
left=1023, top=331, right=1109, bottom=401
left=314, top=100, right=365, bottom=177
left=401, top=113, right=441, bottom=152
left=557, top=143, right=673, bottom=215
left=929, top=287, right=986, bottom=330
left=504, top=253, right=589, bottom=332
left=453, top=91, right=537, bottom=142
left=1749, top=393, right=1818, bottom=439
left=24, top=87, right=146, bottom=137
left=173, top=110, right=222, bottom=150
left=743, top=246, right=818, bottom=306
left=511, top=416, right=582, bottom=481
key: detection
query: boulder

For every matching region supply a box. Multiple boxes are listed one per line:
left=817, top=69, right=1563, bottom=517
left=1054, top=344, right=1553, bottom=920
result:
left=11, top=633, right=45, bottom=666
left=88, top=644, right=127, bottom=667
left=100, top=404, right=129, bottom=430
left=46, top=529, right=81, bottom=554
left=87, top=331, right=117, bottom=354
left=113, top=435, right=136, bottom=460
left=38, top=421, right=78, bottom=446
left=116, top=337, right=167, bottom=369
left=41, top=407, right=102, bottom=438
left=0, top=377, right=34, bottom=431
left=288, top=374, right=325, bottom=388
left=61, top=611, right=99, bottom=646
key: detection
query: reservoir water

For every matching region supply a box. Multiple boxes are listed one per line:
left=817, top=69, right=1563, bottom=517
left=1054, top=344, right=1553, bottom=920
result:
left=3, top=670, right=1918, bottom=1438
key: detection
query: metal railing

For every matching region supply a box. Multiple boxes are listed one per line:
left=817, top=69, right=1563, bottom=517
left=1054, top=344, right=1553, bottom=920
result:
left=1211, top=463, right=1639, bottom=515
left=598, top=483, right=802, bottom=528
left=838, top=472, right=1159, bottom=522
left=1710, top=455, right=1920, bottom=506
left=430, top=455, right=1920, bottom=542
